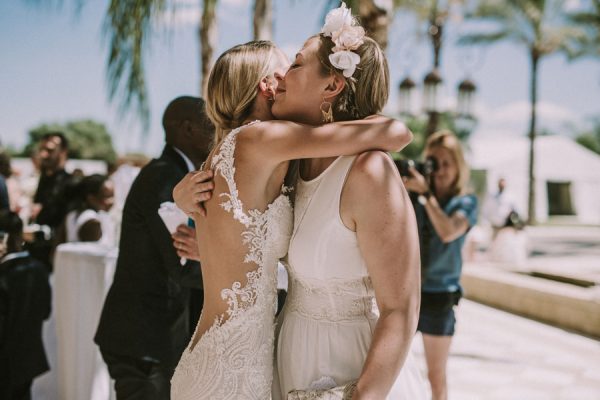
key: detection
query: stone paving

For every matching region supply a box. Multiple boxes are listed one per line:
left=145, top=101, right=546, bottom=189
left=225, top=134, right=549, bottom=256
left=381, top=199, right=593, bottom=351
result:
left=412, top=299, right=600, bottom=400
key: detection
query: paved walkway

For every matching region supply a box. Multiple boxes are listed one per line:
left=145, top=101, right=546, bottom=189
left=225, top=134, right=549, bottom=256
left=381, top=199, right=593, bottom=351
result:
left=413, top=299, right=600, bottom=400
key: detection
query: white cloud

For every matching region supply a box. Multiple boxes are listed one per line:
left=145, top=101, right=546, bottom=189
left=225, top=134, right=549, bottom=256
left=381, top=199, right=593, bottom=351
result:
left=476, top=100, right=579, bottom=136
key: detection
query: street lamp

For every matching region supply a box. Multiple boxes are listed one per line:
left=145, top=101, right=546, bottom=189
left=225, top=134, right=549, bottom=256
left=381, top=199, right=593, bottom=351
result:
left=397, top=72, right=477, bottom=137
left=457, top=78, right=476, bottom=117
left=423, top=69, right=443, bottom=136
left=398, top=77, right=416, bottom=116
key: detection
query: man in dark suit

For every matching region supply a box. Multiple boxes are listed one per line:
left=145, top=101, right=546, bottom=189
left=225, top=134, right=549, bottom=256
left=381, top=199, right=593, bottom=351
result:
left=95, top=96, right=214, bottom=400
left=0, top=210, right=51, bottom=400
left=29, top=133, right=76, bottom=270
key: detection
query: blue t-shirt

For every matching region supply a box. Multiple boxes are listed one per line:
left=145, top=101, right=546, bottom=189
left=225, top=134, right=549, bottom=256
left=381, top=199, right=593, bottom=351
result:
left=415, top=194, right=478, bottom=293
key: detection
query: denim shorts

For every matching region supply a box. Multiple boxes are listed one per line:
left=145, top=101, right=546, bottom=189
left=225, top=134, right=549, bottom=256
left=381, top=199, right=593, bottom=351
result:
left=417, top=290, right=461, bottom=336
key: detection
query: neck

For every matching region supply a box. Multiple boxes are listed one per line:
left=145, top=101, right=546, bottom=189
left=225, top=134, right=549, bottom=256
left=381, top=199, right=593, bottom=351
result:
left=435, top=187, right=453, bottom=202
left=245, top=96, right=274, bottom=124
left=43, top=167, right=60, bottom=177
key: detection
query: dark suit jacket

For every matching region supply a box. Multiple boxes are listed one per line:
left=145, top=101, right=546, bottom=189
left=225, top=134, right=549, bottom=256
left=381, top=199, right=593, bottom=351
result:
left=94, top=145, right=202, bottom=370
left=0, top=252, right=51, bottom=389
left=33, top=169, right=75, bottom=229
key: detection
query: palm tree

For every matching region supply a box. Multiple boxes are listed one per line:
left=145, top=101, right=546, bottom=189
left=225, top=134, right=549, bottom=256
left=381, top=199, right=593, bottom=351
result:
left=199, top=0, right=218, bottom=97
left=569, top=0, right=600, bottom=58
left=459, top=0, right=586, bottom=225
left=105, top=0, right=275, bottom=125
left=253, top=0, right=272, bottom=40
left=104, top=0, right=219, bottom=126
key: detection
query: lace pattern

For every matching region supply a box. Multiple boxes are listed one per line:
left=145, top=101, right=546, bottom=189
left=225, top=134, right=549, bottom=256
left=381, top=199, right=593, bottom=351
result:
left=285, top=276, right=377, bottom=322
left=171, top=121, right=293, bottom=400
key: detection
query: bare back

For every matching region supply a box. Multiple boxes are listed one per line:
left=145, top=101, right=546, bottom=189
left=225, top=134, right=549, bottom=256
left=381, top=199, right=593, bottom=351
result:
left=171, top=121, right=293, bottom=399
left=191, top=121, right=292, bottom=346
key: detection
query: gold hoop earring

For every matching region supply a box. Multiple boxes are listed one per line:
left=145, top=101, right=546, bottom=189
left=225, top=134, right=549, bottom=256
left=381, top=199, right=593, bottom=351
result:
left=320, top=100, right=334, bottom=123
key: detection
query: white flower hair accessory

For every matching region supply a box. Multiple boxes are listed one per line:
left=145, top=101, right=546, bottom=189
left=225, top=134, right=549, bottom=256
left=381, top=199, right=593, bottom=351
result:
left=321, top=2, right=365, bottom=78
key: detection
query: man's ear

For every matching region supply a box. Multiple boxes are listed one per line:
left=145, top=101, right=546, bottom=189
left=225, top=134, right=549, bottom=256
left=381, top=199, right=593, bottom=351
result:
left=181, top=120, right=194, bottom=139
left=323, top=74, right=346, bottom=100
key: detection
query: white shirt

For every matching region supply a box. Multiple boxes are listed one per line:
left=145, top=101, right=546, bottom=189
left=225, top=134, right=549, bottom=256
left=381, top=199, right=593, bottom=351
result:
left=173, top=146, right=195, bottom=173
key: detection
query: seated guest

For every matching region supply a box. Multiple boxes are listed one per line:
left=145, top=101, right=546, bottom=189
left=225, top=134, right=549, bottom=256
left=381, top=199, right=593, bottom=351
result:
left=64, top=174, right=115, bottom=245
left=0, top=210, right=52, bottom=400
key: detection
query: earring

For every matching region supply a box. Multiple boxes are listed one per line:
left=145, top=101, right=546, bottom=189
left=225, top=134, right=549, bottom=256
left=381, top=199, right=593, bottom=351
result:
left=320, top=100, right=334, bottom=123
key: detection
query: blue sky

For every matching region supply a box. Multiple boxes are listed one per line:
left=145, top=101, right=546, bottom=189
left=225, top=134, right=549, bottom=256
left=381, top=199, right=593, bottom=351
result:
left=1, top=0, right=599, bottom=157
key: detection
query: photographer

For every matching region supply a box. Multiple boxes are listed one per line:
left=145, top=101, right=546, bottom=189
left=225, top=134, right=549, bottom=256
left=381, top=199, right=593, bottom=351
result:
left=402, top=130, right=477, bottom=400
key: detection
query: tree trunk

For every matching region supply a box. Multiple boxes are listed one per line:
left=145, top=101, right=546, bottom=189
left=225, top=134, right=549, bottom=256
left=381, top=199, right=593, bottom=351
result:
left=200, top=0, right=218, bottom=97
left=429, top=0, right=444, bottom=69
left=253, top=0, right=272, bottom=41
left=527, top=51, right=539, bottom=225
left=357, top=0, right=393, bottom=51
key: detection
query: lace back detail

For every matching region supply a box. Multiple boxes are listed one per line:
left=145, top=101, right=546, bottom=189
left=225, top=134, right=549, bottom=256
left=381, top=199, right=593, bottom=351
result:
left=171, top=121, right=293, bottom=399
left=209, top=121, right=279, bottom=327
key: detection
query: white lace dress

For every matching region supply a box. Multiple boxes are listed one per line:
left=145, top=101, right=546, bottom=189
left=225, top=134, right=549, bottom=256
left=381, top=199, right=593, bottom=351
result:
left=171, top=122, right=293, bottom=400
left=274, top=156, right=426, bottom=400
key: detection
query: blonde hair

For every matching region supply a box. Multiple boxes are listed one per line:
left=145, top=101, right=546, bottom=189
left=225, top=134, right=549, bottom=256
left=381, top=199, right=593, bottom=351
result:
left=424, top=130, right=470, bottom=196
left=206, top=40, right=277, bottom=143
left=314, top=34, right=389, bottom=121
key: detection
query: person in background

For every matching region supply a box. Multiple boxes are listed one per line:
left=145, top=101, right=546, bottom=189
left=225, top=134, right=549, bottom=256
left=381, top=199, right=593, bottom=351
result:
left=28, top=133, right=75, bottom=269
left=0, top=151, right=23, bottom=214
left=403, top=130, right=478, bottom=400
left=30, top=133, right=74, bottom=228
left=94, top=96, right=213, bottom=400
left=0, top=150, right=11, bottom=211
left=63, top=174, right=115, bottom=245
left=0, top=210, right=51, bottom=400
left=483, top=177, right=520, bottom=236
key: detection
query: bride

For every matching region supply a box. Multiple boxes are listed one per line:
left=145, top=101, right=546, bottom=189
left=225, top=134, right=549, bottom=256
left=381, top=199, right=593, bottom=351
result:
left=169, top=33, right=412, bottom=400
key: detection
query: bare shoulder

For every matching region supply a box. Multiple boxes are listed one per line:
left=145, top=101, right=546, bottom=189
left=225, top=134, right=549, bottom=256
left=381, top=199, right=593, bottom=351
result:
left=350, top=151, right=398, bottom=184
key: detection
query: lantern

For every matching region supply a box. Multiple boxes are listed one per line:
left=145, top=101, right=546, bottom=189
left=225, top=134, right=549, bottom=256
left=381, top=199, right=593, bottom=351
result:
left=423, top=69, right=443, bottom=114
left=398, top=77, right=416, bottom=116
left=457, top=78, right=476, bottom=117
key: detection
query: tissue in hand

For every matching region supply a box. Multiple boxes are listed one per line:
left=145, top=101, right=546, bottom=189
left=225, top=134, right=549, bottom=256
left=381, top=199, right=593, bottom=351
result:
left=158, top=202, right=188, bottom=233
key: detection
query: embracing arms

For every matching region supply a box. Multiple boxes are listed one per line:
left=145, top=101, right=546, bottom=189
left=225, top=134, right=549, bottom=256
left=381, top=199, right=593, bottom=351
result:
left=240, top=116, right=412, bottom=164
left=347, top=152, right=421, bottom=400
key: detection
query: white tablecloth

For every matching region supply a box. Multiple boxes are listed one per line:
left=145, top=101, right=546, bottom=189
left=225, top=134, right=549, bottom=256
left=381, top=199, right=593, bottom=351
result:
left=34, top=243, right=117, bottom=400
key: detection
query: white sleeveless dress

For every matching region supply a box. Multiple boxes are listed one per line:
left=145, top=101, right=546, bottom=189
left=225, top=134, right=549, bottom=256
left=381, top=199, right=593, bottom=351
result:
left=171, top=122, right=293, bottom=400
left=275, top=156, right=426, bottom=400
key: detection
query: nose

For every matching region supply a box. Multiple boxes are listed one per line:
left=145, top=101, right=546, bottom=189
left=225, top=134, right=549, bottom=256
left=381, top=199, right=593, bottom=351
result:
left=274, top=70, right=284, bottom=82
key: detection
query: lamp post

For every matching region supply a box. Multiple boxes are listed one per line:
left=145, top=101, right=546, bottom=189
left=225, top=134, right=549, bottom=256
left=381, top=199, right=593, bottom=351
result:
left=423, top=69, right=443, bottom=136
left=398, top=71, right=477, bottom=137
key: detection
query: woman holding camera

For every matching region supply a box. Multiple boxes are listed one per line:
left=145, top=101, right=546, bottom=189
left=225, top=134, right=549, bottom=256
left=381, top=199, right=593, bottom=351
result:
left=403, top=130, right=478, bottom=400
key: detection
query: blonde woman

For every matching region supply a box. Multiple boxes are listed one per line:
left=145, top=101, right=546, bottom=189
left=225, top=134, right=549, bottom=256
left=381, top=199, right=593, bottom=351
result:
left=403, top=130, right=478, bottom=400
left=169, top=37, right=412, bottom=399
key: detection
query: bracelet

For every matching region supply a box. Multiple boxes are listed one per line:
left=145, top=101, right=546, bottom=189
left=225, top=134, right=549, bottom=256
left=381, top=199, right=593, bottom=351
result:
left=343, top=380, right=358, bottom=400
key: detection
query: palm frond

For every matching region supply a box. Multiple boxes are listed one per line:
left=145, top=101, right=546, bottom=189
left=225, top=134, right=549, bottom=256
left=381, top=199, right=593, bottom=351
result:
left=103, top=0, right=167, bottom=129
left=458, top=30, right=511, bottom=45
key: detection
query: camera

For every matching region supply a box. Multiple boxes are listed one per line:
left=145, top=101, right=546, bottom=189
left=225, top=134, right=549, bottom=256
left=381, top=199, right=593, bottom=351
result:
left=395, top=157, right=438, bottom=177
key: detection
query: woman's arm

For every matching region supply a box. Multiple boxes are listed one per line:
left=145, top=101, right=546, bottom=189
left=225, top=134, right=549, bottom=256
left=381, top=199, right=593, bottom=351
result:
left=422, top=197, right=470, bottom=243
left=403, top=168, right=470, bottom=243
left=345, top=152, right=420, bottom=400
left=239, top=116, right=412, bottom=165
